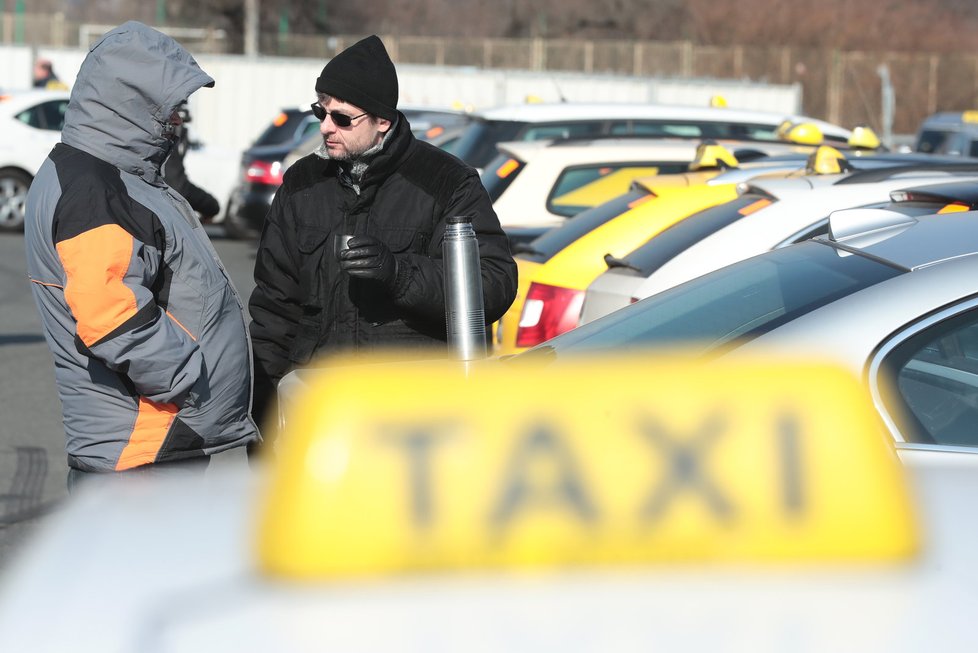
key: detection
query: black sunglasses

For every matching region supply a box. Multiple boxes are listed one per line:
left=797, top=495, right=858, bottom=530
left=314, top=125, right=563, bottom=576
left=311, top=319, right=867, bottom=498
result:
left=310, top=103, right=368, bottom=127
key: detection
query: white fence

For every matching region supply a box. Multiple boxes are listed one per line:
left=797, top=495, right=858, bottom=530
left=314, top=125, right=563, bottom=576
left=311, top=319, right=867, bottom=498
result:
left=2, top=44, right=801, bottom=155
left=1, top=44, right=801, bottom=208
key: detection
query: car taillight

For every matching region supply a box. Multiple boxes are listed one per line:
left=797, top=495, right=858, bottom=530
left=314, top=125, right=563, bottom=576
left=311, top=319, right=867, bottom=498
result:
left=515, top=283, right=585, bottom=347
left=245, top=160, right=284, bottom=185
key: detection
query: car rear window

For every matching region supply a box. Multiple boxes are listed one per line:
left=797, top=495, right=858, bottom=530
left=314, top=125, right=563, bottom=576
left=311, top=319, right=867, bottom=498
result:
left=547, top=163, right=686, bottom=217
left=16, top=99, right=68, bottom=131
left=620, top=192, right=776, bottom=275
left=536, top=239, right=903, bottom=356
left=521, top=189, right=649, bottom=262
left=916, top=129, right=956, bottom=155
left=253, top=110, right=314, bottom=147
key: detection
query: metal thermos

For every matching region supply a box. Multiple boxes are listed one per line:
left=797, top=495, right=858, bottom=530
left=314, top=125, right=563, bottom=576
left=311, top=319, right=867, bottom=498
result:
left=443, top=215, right=487, bottom=361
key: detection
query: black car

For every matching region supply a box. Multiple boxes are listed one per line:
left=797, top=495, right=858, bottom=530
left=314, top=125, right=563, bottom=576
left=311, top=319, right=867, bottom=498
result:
left=223, top=106, right=471, bottom=239
left=223, top=107, right=321, bottom=239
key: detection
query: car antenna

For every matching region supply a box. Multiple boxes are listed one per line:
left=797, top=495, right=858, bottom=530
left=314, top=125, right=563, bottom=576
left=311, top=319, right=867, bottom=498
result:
left=552, top=76, right=568, bottom=103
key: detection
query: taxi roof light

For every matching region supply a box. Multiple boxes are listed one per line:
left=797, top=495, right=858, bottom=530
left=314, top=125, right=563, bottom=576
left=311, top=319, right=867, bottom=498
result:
left=689, top=141, right=739, bottom=172
left=848, top=125, right=882, bottom=150
left=259, top=353, right=919, bottom=579
left=805, top=145, right=852, bottom=175
left=784, top=122, right=824, bottom=146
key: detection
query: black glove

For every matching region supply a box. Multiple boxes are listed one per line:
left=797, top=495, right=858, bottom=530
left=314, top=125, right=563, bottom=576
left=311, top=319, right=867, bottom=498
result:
left=339, top=235, right=398, bottom=288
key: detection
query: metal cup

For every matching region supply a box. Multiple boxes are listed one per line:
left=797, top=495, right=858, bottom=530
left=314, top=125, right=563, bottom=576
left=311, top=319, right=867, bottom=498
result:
left=334, top=233, right=354, bottom=258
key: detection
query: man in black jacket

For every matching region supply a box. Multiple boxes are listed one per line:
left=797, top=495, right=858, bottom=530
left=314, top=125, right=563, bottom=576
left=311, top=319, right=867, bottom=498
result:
left=248, top=35, right=517, bottom=435
left=162, top=102, right=221, bottom=222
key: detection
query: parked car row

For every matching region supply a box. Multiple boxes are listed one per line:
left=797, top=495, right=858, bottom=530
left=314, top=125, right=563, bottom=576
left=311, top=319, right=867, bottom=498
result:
left=218, top=99, right=858, bottom=240
left=523, top=181, right=978, bottom=459
left=498, top=145, right=978, bottom=354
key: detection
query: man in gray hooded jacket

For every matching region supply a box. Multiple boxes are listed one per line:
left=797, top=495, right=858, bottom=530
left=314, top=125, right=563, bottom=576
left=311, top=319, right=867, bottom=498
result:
left=25, top=22, right=259, bottom=486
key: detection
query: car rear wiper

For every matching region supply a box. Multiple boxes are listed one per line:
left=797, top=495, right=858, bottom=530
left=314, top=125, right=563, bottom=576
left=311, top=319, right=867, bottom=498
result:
left=603, top=253, right=641, bottom=272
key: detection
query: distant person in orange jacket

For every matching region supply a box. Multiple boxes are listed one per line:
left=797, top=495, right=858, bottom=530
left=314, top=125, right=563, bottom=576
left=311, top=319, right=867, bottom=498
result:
left=32, top=58, right=69, bottom=90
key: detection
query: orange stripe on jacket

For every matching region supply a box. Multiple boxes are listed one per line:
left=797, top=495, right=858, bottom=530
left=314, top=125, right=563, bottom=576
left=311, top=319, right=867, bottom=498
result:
left=116, top=398, right=178, bottom=470
left=56, top=224, right=139, bottom=347
left=166, top=310, right=197, bottom=341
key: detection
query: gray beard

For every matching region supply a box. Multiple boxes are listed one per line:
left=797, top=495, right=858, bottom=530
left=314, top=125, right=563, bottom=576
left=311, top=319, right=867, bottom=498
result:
left=314, top=116, right=398, bottom=165
left=314, top=120, right=397, bottom=194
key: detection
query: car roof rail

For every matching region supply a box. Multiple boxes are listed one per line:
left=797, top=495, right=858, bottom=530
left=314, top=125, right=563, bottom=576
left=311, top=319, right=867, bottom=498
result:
left=834, top=162, right=978, bottom=184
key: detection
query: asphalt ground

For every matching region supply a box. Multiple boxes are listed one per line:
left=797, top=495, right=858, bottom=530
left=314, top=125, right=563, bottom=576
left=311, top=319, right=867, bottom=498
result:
left=0, top=225, right=257, bottom=569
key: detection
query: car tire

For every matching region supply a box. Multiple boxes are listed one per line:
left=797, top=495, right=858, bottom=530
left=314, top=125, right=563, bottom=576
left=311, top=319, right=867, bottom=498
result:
left=0, top=168, right=32, bottom=233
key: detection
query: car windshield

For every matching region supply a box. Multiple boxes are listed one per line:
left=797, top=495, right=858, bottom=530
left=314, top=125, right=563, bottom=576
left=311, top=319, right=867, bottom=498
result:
left=525, top=239, right=903, bottom=358
left=452, top=120, right=527, bottom=169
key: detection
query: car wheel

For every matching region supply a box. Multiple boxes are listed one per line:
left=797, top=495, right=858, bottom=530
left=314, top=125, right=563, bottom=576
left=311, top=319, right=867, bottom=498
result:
left=0, top=168, right=32, bottom=233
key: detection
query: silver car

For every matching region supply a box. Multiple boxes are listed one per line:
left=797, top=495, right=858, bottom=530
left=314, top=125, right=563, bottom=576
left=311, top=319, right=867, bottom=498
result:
left=528, top=204, right=978, bottom=465
left=578, top=163, right=978, bottom=326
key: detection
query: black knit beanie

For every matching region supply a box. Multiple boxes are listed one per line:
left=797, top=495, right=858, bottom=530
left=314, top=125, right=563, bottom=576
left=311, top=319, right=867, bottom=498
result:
left=315, top=35, right=398, bottom=122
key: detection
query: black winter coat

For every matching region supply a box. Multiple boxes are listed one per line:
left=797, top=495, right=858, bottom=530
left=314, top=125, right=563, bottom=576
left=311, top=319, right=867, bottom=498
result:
left=162, top=129, right=221, bottom=219
left=248, top=115, right=518, bottom=425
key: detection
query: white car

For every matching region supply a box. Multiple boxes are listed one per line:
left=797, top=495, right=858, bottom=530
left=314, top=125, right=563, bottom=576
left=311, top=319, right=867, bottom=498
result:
left=579, top=163, right=978, bottom=325
left=0, top=89, right=70, bottom=232
left=484, top=137, right=805, bottom=234
left=454, top=101, right=854, bottom=170
left=4, top=312, right=978, bottom=651
left=484, top=137, right=698, bottom=233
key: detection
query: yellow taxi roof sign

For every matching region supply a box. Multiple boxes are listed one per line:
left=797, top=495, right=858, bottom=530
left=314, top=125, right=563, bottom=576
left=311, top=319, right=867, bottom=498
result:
left=785, top=122, right=824, bottom=145
left=848, top=125, right=882, bottom=150
left=805, top=145, right=851, bottom=175
left=258, top=353, right=917, bottom=579
left=688, top=141, right=739, bottom=171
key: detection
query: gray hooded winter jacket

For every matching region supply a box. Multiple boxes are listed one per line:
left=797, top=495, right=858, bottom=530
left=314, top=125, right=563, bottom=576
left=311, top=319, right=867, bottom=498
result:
left=24, top=21, right=259, bottom=472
